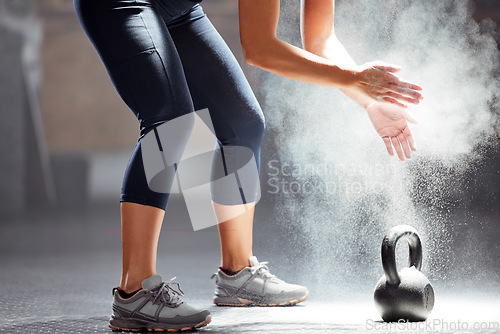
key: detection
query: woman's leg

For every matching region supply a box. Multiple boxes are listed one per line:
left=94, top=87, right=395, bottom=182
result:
left=75, top=1, right=212, bottom=329
left=120, top=202, right=165, bottom=292
left=160, top=4, right=307, bottom=307
left=74, top=0, right=194, bottom=291
left=166, top=7, right=265, bottom=272
left=213, top=203, right=255, bottom=271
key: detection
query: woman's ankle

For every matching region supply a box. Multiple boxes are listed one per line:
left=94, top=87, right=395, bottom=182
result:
left=221, top=258, right=251, bottom=272
left=120, top=272, right=154, bottom=293
left=120, top=283, right=142, bottom=294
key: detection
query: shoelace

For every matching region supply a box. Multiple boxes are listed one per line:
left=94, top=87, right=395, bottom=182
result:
left=249, top=261, right=276, bottom=280
left=150, top=277, right=184, bottom=307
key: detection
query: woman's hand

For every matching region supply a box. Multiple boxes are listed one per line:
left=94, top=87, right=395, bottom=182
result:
left=355, top=62, right=423, bottom=108
left=366, top=101, right=419, bottom=161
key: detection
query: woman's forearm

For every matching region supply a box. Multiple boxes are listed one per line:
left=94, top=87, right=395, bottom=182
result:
left=239, top=0, right=358, bottom=89
left=244, top=37, right=358, bottom=89
left=244, top=28, right=373, bottom=108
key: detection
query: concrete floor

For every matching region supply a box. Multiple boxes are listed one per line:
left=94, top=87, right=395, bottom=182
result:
left=0, top=199, right=499, bottom=334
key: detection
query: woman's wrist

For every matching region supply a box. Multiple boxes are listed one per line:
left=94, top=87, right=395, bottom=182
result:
left=330, top=65, right=360, bottom=89
left=341, top=67, right=377, bottom=110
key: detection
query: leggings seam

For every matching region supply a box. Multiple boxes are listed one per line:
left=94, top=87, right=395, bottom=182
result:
left=136, top=0, right=179, bottom=114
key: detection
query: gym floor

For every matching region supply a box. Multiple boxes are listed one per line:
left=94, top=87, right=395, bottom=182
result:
left=1, top=198, right=499, bottom=334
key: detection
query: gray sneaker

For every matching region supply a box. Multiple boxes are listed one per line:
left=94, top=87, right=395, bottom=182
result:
left=109, top=274, right=211, bottom=332
left=212, top=256, right=309, bottom=306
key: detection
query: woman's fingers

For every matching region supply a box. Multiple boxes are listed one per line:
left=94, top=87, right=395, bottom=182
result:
left=382, top=137, right=394, bottom=157
left=379, top=69, right=422, bottom=91
left=376, top=67, right=423, bottom=103
left=384, top=130, right=415, bottom=160
left=390, top=136, right=405, bottom=161
left=394, top=79, right=422, bottom=92
left=382, top=96, right=407, bottom=108
left=385, top=91, right=420, bottom=105
left=403, top=127, right=417, bottom=151
left=375, top=72, right=423, bottom=105
left=390, top=84, right=423, bottom=101
left=398, top=133, right=412, bottom=159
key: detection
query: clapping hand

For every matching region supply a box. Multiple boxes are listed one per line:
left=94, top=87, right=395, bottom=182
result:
left=366, top=102, right=419, bottom=161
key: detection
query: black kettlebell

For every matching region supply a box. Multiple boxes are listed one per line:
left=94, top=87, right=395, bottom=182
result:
left=374, top=225, right=435, bottom=322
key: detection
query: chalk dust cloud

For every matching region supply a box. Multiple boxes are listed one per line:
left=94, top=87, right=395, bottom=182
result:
left=255, top=0, right=499, bottom=299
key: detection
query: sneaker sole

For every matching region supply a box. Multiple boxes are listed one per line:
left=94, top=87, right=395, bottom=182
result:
left=108, top=314, right=211, bottom=332
left=214, top=290, right=309, bottom=307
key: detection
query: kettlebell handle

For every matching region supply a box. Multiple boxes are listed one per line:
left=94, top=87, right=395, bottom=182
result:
left=382, top=225, right=423, bottom=285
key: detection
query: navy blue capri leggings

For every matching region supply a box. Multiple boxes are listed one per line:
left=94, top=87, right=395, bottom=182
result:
left=74, top=0, right=265, bottom=210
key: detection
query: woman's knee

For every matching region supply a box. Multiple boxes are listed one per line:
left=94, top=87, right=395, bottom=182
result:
left=252, top=110, right=266, bottom=144
left=231, top=106, right=266, bottom=151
